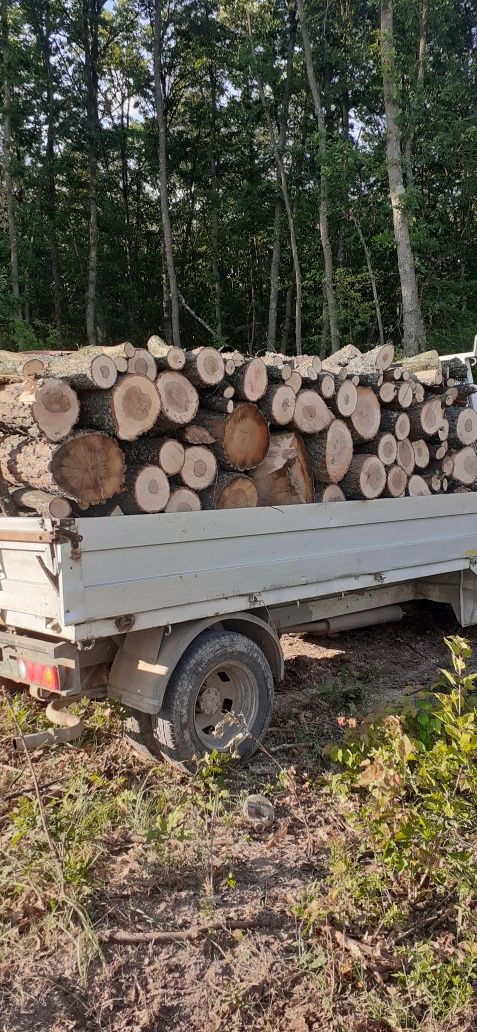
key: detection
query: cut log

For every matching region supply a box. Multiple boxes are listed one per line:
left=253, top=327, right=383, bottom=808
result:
left=437, top=420, right=449, bottom=441
left=158, top=439, right=185, bottom=476
left=315, top=483, right=345, bottom=502
left=428, top=441, right=448, bottom=461
left=165, top=486, right=202, bottom=512
left=251, top=431, right=314, bottom=506
left=316, top=372, right=336, bottom=399
left=414, top=369, right=443, bottom=388
left=264, top=363, right=291, bottom=384
left=420, top=472, right=444, bottom=493
left=378, top=382, right=396, bottom=404
left=184, top=348, right=225, bottom=387
left=223, top=385, right=235, bottom=399
left=40, top=352, right=118, bottom=390
left=448, top=447, right=477, bottom=486
left=123, top=437, right=185, bottom=476
left=115, top=357, right=128, bottom=373
left=383, top=465, right=407, bottom=498
left=182, top=425, right=216, bottom=446
left=383, top=365, right=403, bottom=382
left=312, top=356, right=322, bottom=372
left=407, top=474, right=431, bottom=496
left=384, top=381, right=413, bottom=409
left=454, top=383, right=477, bottom=406
left=119, top=465, right=170, bottom=514
left=11, top=488, right=72, bottom=518
left=346, top=343, right=394, bottom=373
left=359, top=432, right=397, bottom=466
left=411, top=439, right=430, bottom=469
left=446, top=406, right=477, bottom=446
left=127, top=349, right=157, bottom=381
left=194, top=404, right=270, bottom=470
left=9, top=432, right=125, bottom=504
left=224, top=359, right=236, bottom=376
left=349, top=386, right=381, bottom=442
left=155, top=371, right=199, bottom=427
left=288, top=370, right=302, bottom=394
left=411, top=382, right=425, bottom=404
left=329, top=380, right=358, bottom=418
left=356, top=372, right=383, bottom=389
left=201, top=472, right=259, bottom=510
left=80, top=375, right=162, bottom=440
left=259, top=384, right=296, bottom=426
left=201, top=393, right=234, bottom=414
left=180, top=446, right=217, bottom=490
left=229, top=358, right=268, bottom=401
left=0, top=350, right=45, bottom=383
left=32, top=379, right=80, bottom=441
left=292, top=391, right=333, bottom=435
left=147, top=335, right=185, bottom=371
left=0, top=434, right=26, bottom=485
left=322, top=344, right=361, bottom=372
left=304, top=420, right=353, bottom=483
left=401, top=350, right=440, bottom=372
left=340, top=455, right=386, bottom=499
left=407, top=399, right=443, bottom=439
left=396, top=438, right=415, bottom=476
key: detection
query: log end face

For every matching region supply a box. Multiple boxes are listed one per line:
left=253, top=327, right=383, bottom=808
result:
left=91, top=354, right=118, bottom=389
left=32, top=378, right=80, bottom=442
left=113, top=375, right=162, bottom=440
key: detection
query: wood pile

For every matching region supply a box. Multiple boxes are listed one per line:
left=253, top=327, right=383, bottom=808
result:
left=0, top=339, right=475, bottom=517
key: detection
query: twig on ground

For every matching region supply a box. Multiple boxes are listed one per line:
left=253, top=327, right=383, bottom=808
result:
left=101, top=917, right=270, bottom=945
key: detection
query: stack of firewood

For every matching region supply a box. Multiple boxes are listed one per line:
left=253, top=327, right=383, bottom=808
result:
left=0, top=338, right=475, bottom=517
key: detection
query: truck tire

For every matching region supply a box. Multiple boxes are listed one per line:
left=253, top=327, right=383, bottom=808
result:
left=125, top=629, right=274, bottom=767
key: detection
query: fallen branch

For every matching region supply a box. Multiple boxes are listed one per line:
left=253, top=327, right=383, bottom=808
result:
left=101, top=917, right=269, bottom=945
left=178, top=293, right=219, bottom=339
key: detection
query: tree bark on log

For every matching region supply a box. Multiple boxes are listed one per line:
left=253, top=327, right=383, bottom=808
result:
left=7, top=432, right=125, bottom=503
left=401, top=350, right=439, bottom=372
left=315, top=372, right=335, bottom=399
left=80, top=375, right=161, bottom=440
left=292, top=390, right=333, bottom=434
left=347, top=343, right=395, bottom=373
left=184, top=348, right=225, bottom=387
left=329, top=380, right=358, bottom=418
left=383, top=464, right=407, bottom=497
left=259, top=384, right=296, bottom=426
left=411, top=439, right=430, bottom=469
left=0, top=380, right=80, bottom=442
left=446, top=407, right=477, bottom=447
left=193, top=404, right=270, bottom=470
left=396, top=438, right=415, bottom=476
left=251, top=431, right=314, bottom=505
left=379, top=409, right=410, bottom=440
left=359, top=432, right=397, bottom=466
left=229, top=358, right=268, bottom=401
left=37, top=352, right=118, bottom=390
left=11, top=488, right=72, bottom=518
left=448, top=447, right=477, bottom=486
left=147, top=336, right=185, bottom=370
left=340, top=455, right=386, bottom=499
left=118, top=465, right=170, bottom=514
left=304, top=420, right=353, bottom=483
left=154, top=371, right=199, bottom=428
left=182, top=425, right=217, bottom=446
left=407, top=399, right=443, bottom=439
left=127, top=349, right=157, bottom=381
left=201, top=472, right=259, bottom=509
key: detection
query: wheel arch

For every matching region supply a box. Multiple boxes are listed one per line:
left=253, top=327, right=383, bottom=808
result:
left=108, top=611, right=283, bottom=715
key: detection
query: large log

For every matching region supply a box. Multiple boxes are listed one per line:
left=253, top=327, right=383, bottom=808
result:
left=349, top=386, right=381, bottom=442
left=259, top=384, right=296, bottom=426
left=201, top=473, right=259, bottom=510
left=304, top=420, right=353, bottom=484
left=448, top=447, right=477, bottom=486
left=346, top=344, right=395, bottom=373
left=0, top=380, right=80, bottom=442
left=446, top=406, right=477, bottom=447
left=194, top=403, right=270, bottom=470
left=184, top=348, right=225, bottom=387
left=80, top=375, right=161, bottom=440
left=119, top=465, right=170, bottom=514
left=322, top=344, right=361, bottom=372
left=292, top=391, right=333, bottom=434
left=251, top=432, right=314, bottom=505
left=155, top=371, right=199, bottom=427
left=165, top=486, right=202, bottom=512
left=329, top=381, right=358, bottom=418
left=8, top=432, right=125, bottom=503
left=39, top=351, right=118, bottom=390
left=229, top=358, right=268, bottom=401
left=401, top=350, right=440, bottom=372
left=340, top=455, right=386, bottom=499
left=11, top=488, right=72, bottom=518
left=180, top=446, right=217, bottom=490
left=407, top=399, right=443, bottom=439
left=359, top=432, right=397, bottom=466
left=147, top=335, right=185, bottom=370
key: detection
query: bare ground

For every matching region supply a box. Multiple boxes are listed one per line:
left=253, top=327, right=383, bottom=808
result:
left=1, top=601, right=477, bottom=1032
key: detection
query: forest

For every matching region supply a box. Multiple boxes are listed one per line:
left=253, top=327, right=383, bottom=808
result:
left=0, top=0, right=476, bottom=358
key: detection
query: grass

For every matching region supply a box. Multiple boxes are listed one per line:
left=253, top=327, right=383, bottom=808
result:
left=1, top=636, right=477, bottom=1030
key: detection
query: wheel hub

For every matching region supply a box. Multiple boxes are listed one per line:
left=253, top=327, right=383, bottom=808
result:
left=197, top=683, right=222, bottom=715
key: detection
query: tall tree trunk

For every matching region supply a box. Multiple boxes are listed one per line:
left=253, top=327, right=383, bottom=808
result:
left=247, top=13, right=302, bottom=355
left=82, top=0, right=101, bottom=345
left=404, top=0, right=429, bottom=189
left=280, top=279, right=293, bottom=353
left=1, top=0, right=20, bottom=308
left=153, top=0, right=181, bottom=347
left=350, top=211, right=385, bottom=347
left=380, top=0, right=426, bottom=356
left=160, top=230, right=172, bottom=342
left=208, top=62, right=222, bottom=339
left=119, top=96, right=136, bottom=331
left=39, top=0, right=62, bottom=343
left=267, top=1, right=296, bottom=352
left=296, top=0, right=339, bottom=352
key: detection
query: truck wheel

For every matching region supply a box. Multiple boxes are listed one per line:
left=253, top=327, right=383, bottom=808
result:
left=125, top=629, right=274, bottom=767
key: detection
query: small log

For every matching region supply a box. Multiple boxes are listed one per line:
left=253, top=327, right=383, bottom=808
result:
left=292, top=391, right=334, bottom=435
left=428, top=441, right=448, bottom=462
left=165, top=486, right=202, bottom=512
left=287, top=370, right=302, bottom=394
left=40, top=351, right=118, bottom=390
left=194, top=404, right=270, bottom=470
left=259, top=384, right=296, bottom=426
left=379, top=382, right=396, bottom=404
left=408, top=474, right=431, bottom=496
left=411, top=381, right=425, bottom=403
left=379, top=409, right=410, bottom=439
left=9, top=432, right=125, bottom=504
left=201, top=393, right=234, bottom=413
left=454, top=383, right=477, bottom=406
left=359, top=432, right=397, bottom=466
left=11, top=488, right=72, bottom=518
left=340, top=455, right=386, bottom=499
left=384, top=381, right=413, bottom=409
left=264, top=363, right=291, bottom=384
left=448, top=447, right=477, bottom=486
left=0, top=350, right=45, bottom=383
left=229, top=358, right=268, bottom=401
left=80, top=375, right=161, bottom=441
left=383, top=365, right=404, bottom=382
left=155, top=371, right=199, bottom=427
left=407, top=399, right=443, bottom=439
left=329, top=381, right=358, bottom=418
left=411, top=439, right=430, bottom=469
left=119, top=465, right=170, bottom=514
left=322, top=344, right=361, bottom=373
left=147, top=335, right=185, bottom=370
left=349, top=386, right=381, bottom=442
left=356, top=372, right=383, bottom=389
left=223, top=385, right=235, bottom=399
left=304, top=420, right=353, bottom=484
left=312, top=356, right=322, bottom=372
left=201, top=473, right=259, bottom=510
left=180, top=446, right=217, bottom=490
left=315, top=483, right=345, bottom=502
left=437, top=420, right=449, bottom=441
left=396, top=438, right=415, bottom=476
left=158, top=439, right=185, bottom=476
left=383, top=465, right=407, bottom=498
left=127, top=349, right=157, bottom=381
left=184, top=348, right=225, bottom=388
left=414, top=369, right=443, bottom=388
left=315, top=372, right=335, bottom=399
left=182, top=425, right=216, bottom=445
left=115, top=357, right=128, bottom=373
left=346, top=343, right=395, bottom=373
left=224, top=359, right=236, bottom=376
left=440, top=454, right=455, bottom=476
left=251, top=431, right=314, bottom=505
left=420, top=471, right=444, bottom=493
left=446, top=406, right=477, bottom=446
left=401, top=350, right=440, bottom=372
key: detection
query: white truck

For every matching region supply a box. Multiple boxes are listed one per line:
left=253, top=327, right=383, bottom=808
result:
left=1, top=344, right=476, bottom=765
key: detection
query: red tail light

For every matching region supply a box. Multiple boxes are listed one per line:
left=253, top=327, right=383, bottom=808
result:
left=17, top=657, right=60, bottom=691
